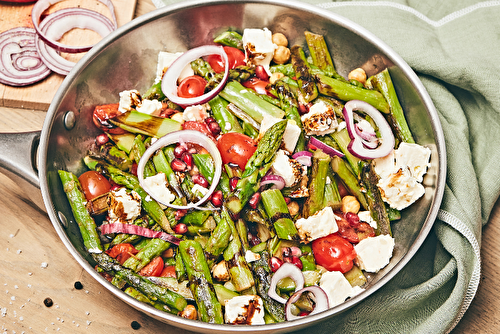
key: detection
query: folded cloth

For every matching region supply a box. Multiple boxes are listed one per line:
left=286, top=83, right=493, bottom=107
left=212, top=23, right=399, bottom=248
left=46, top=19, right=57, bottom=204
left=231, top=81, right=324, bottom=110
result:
left=153, top=0, right=500, bottom=332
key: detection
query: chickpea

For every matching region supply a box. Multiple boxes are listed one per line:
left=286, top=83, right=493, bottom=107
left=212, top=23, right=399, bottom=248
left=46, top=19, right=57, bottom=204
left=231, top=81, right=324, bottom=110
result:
left=272, top=33, right=288, bottom=47
left=170, top=112, right=184, bottom=124
left=179, top=305, right=197, bottom=320
left=348, top=68, right=367, bottom=84
left=212, top=260, right=230, bottom=282
left=287, top=201, right=300, bottom=216
left=273, top=46, right=291, bottom=65
left=269, top=72, right=285, bottom=84
left=341, top=195, right=360, bottom=214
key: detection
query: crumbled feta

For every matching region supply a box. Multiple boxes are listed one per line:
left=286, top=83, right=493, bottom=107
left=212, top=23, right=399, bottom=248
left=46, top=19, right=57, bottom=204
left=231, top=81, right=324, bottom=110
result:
left=183, top=104, right=209, bottom=122
left=108, top=188, right=142, bottom=221
left=357, top=211, right=377, bottom=229
left=354, top=234, right=395, bottom=273
left=295, top=206, right=339, bottom=243
left=143, top=173, right=176, bottom=205
left=242, top=28, right=277, bottom=75
left=319, top=271, right=364, bottom=307
left=118, top=90, right=142, bottom=113
left=301, top=100, right=339, bottom=136
left=155, top=51, right=194, bottom=83
left=224, top=295, right=265, bottom=325
left=271, top=150, right=304, bottom=188
left=259, top=114, right=301, bottom=153
left=136, top=99, right=163, bottom=115
left=244, top=250, right=261, bottom=263
left=395, top=142, right=432, bottom=182
left=377, top=167, right=426, bottom=210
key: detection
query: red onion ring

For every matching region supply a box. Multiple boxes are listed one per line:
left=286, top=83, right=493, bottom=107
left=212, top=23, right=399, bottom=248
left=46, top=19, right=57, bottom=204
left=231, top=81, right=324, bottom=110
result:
left=343, top=100, right=395, bottom=160
left=100, top=222, right=181, bottom=246
left=268, top=263, right=305, bottom=304
left=161, top=45, right=229, bottom=107
left=0, top=27, right=50, bottom=86
left=260, top=174, right=286, bottom=190
left=285, top=286, right=330, bottom=321
left=137, top=130, right=223, bottom=210
left=291, top=151, right=313, bottom=167
left=35, top=8, right=116, bottom=75
left=308, top=137, right=345, bottom=158
left=31, top=0, right=117, bottom=53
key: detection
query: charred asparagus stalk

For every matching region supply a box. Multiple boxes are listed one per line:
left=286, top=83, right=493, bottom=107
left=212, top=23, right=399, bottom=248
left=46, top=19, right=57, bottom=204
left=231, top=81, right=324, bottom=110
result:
left=290, top=45, right=318, bottom=104
left=302, top=149, right=331, bottom=218
left=109, top=110, right=181, bottom=138
left=260, top=189, right=298, bottom=241
left=304, top=31, right=343, bottom=80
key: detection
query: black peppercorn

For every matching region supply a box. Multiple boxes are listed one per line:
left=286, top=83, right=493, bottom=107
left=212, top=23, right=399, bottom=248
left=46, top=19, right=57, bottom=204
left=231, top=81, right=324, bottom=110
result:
left=74, top=281, right=83, bottom=290
left=43, top=297, right=53, bottom=307
left=131, top=321, right=141, bottom=330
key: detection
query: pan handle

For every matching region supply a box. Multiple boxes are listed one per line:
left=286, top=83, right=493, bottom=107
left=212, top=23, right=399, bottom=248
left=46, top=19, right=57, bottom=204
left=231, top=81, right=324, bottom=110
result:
left=0, top=131, right=45, bottom=211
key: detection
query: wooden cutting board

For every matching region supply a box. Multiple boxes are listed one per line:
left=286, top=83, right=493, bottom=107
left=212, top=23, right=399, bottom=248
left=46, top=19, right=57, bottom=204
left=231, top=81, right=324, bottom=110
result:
left=0, top=0, right=137, bottom=111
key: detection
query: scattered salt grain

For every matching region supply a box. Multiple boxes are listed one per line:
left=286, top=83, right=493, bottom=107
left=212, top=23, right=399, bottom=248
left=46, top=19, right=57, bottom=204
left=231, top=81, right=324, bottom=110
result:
left=1, top=307, right=6, bottom=316
left=16, top=250, right=22, bottom=255
left=41, top=262, right=48, bottom=269
left=19, top=316, right=23, bottom=321
left=9, top=234, right=14, bottom=238
left=14, top=285, right=18, bottom=289
left=28, top=273, right=32, bottom=276
left=27, top=284, right=31, bottom=288
left=86, top=321, right=91, bottom=325
left=10, top=296, right=15, bottom=301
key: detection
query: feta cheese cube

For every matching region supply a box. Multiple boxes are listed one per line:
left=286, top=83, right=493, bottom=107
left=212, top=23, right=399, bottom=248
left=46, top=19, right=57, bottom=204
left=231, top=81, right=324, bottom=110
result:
left=143, top=173, right=176, bottom=205
left=244, top=250, right=261, bottom=263
left=118, top=90, right=142, bottom=113
left=155, top=51, right=194, bottom=83
left=108, top=188, right=142, bottom=221
left=259, top=114, right=301, bottom=153
left=377, top=167, right=426, bottom=210
left=271, top=150, right=304, bottom=188
left=301, top=100, right=339, bottom=136
left=395, top=142, right=431, bottom=182
left=319, top=271, right=364, bottom=307
left=357, top=211, right=377, bottom=229
left=242, top=28, right=277, bottom=75
left=136, top=99, right=163, bottom=116
left=373, top=150, right=395, bottom=180
left=294, top=206, right=339, bottom=243
left=224, top=295, right=265, bottom=325
left=354, top=234, right=395, bottom=273
left=183, top=104, right=209, bottom=122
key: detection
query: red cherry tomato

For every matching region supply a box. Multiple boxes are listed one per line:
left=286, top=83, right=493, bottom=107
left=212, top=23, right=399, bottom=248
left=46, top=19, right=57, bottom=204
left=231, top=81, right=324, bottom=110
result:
left=217, top=132, right=257, bottom=170
left=78, top=171, right=112, bottom=201
left=207, top=46, right=245, bottom=73
left=177, top=75, right=207, bottom=98
left=139, top=256, right=164, bottom=277
left=92, top=103, right=128, bottom=134
left=242, top=77, right=273, bottom=97
left=106, top=243, right=139, bottom=265
left=160, top=265, right=177, bottom=278
left=312, top=233, right=357, bottom=273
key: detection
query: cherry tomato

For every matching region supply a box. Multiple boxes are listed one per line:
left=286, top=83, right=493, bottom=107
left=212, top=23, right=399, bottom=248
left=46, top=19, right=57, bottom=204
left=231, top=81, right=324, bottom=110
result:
left=78, top=171, right=112, bottom=201
left=217, top=132, right=257, bottom=170
left=139, top=256, right=164, bottom=277
left=207, top=46, right=245, bottom=73
left=312, top=233, right=357, bottom=273
left=177, top=75, right=207, bottom=98
left=160, top=265, right=177, bottom=278
left=92, top=103, right=127, bottom=134
left=242, top=77, right=274, bottom=97
left=182, top=121, right=216, bottom=141
left=106, top=243, right=138, bottom=265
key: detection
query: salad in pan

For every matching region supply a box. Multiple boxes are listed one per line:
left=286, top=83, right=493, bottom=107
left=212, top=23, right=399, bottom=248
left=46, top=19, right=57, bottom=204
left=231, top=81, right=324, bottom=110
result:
left=58, top=27, right=431, bottom=325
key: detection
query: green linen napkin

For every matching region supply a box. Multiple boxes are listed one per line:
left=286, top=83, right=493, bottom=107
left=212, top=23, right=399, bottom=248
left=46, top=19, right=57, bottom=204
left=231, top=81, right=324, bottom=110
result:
left=152, top=0, right=500, bottom=332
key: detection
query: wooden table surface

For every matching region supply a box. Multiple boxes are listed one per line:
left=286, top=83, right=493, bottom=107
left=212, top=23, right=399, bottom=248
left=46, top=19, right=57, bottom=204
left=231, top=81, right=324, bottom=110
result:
left=0, top=1, right=498, bottom=333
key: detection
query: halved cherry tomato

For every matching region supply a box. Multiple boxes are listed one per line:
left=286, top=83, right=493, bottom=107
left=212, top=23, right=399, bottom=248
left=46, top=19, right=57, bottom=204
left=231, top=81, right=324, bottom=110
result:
left=92, top=103, right=127, bottom=134
left=207, top=46, right=245, bottom=73
left=139, top=256, right=164, bottom=277
left=106, top=243, right=139, bottom=265
left=177, top=75, right=207, bottom=98
left=217, top=132, right=257, bottom=170
left=78, top=171, right=112, bottom=201
left=160, top=265, right=177, bottom=278
left=241, top=77, right=275, bottom=97
left=182, top=121, right=216, bottom=141
left=312, top=233, right=357, bottom=273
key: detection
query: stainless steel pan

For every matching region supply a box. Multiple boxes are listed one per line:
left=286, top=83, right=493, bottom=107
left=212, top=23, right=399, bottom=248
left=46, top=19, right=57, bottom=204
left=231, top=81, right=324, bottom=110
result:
left=0, top=0, right=446, bottom=332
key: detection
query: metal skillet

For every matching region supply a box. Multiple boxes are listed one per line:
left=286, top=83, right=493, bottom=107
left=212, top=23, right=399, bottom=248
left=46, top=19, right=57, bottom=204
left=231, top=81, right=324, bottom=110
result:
left=0, top=0, right=446, bottom=332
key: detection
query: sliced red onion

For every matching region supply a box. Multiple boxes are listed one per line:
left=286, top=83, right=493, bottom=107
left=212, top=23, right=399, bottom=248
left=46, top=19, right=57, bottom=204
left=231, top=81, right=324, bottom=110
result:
left=31, top=0, right=117, bottom=54
left=35, top=8, right=116, bottom=75
left=291, top=151, right=313, bottom=167
left=260, top=174, right=286, bottom=190
left=285, top=286, right=330, bottom=321
left=308, top=137, right=345, bottom=158
left=0, top=27, right=50, bottom=86
left=343, top=100, right=395, bottom=160
left=101, top=223, right=181, bottom=246
left=161, top=45, right=229, bottom=107
left=268, top=263, right=305, bottom=304
left=137, top=130, right=222, bottom=210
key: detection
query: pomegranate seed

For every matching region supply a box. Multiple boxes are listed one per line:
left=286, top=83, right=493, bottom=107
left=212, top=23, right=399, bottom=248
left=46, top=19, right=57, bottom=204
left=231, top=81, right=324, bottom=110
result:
left=130, top=163, right=138, bottom=176
left=269, top=256, right=284, bottom=272
left=110, top=184, right=122, bottom=192
left=204, top=117, right=216, bottom=125
left=171, top=158, right=187, bottom=172
left=247, top=233, right=261, bottom=247
left=208, top=121, right=221, bottom=136
left=346, top=212, right=360, bottom=227
left=182, top=153, right=193, bottom=170
left=291, top=256, right=303, bottom=270
left=255, top=65, right=269, bottom=81
left=173, top=223, right=188, bottom=234
left=192, top=174, right=209, bottom=188
left=283, top=197, right=291, bottom=204
left=298, top=311, right=310, bottom=317
left=249, top=192, right=261, bottom=209
left=174, top=144, right=187, bottom=159
left=211, top=190, right=223, bottom=207
left=96, top=133, right=109, bottom=146
left=290, top=246, right=302, bottom=257
left=298, top=103, right=308, bottom=115
left=175, top=209, right=187, bottom=221
left=229, top=177, right=240, bottom=192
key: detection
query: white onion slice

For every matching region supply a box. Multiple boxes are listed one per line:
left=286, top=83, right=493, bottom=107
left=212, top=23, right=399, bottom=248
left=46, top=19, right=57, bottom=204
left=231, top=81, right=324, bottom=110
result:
left=0, top=27, right=50, bottom=86
left=137, top=130, right=222, bottom=210
left=268, top=263, right=305, bottom=304
left=31, top=0, right=117, bottom=53
left=161, top=45, right=229, bottom=107
left=260, top=174, right=286, bottom=190
left=285, top=286, right=330, bottom=321
left=343, top=100, right=395, bottom=160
